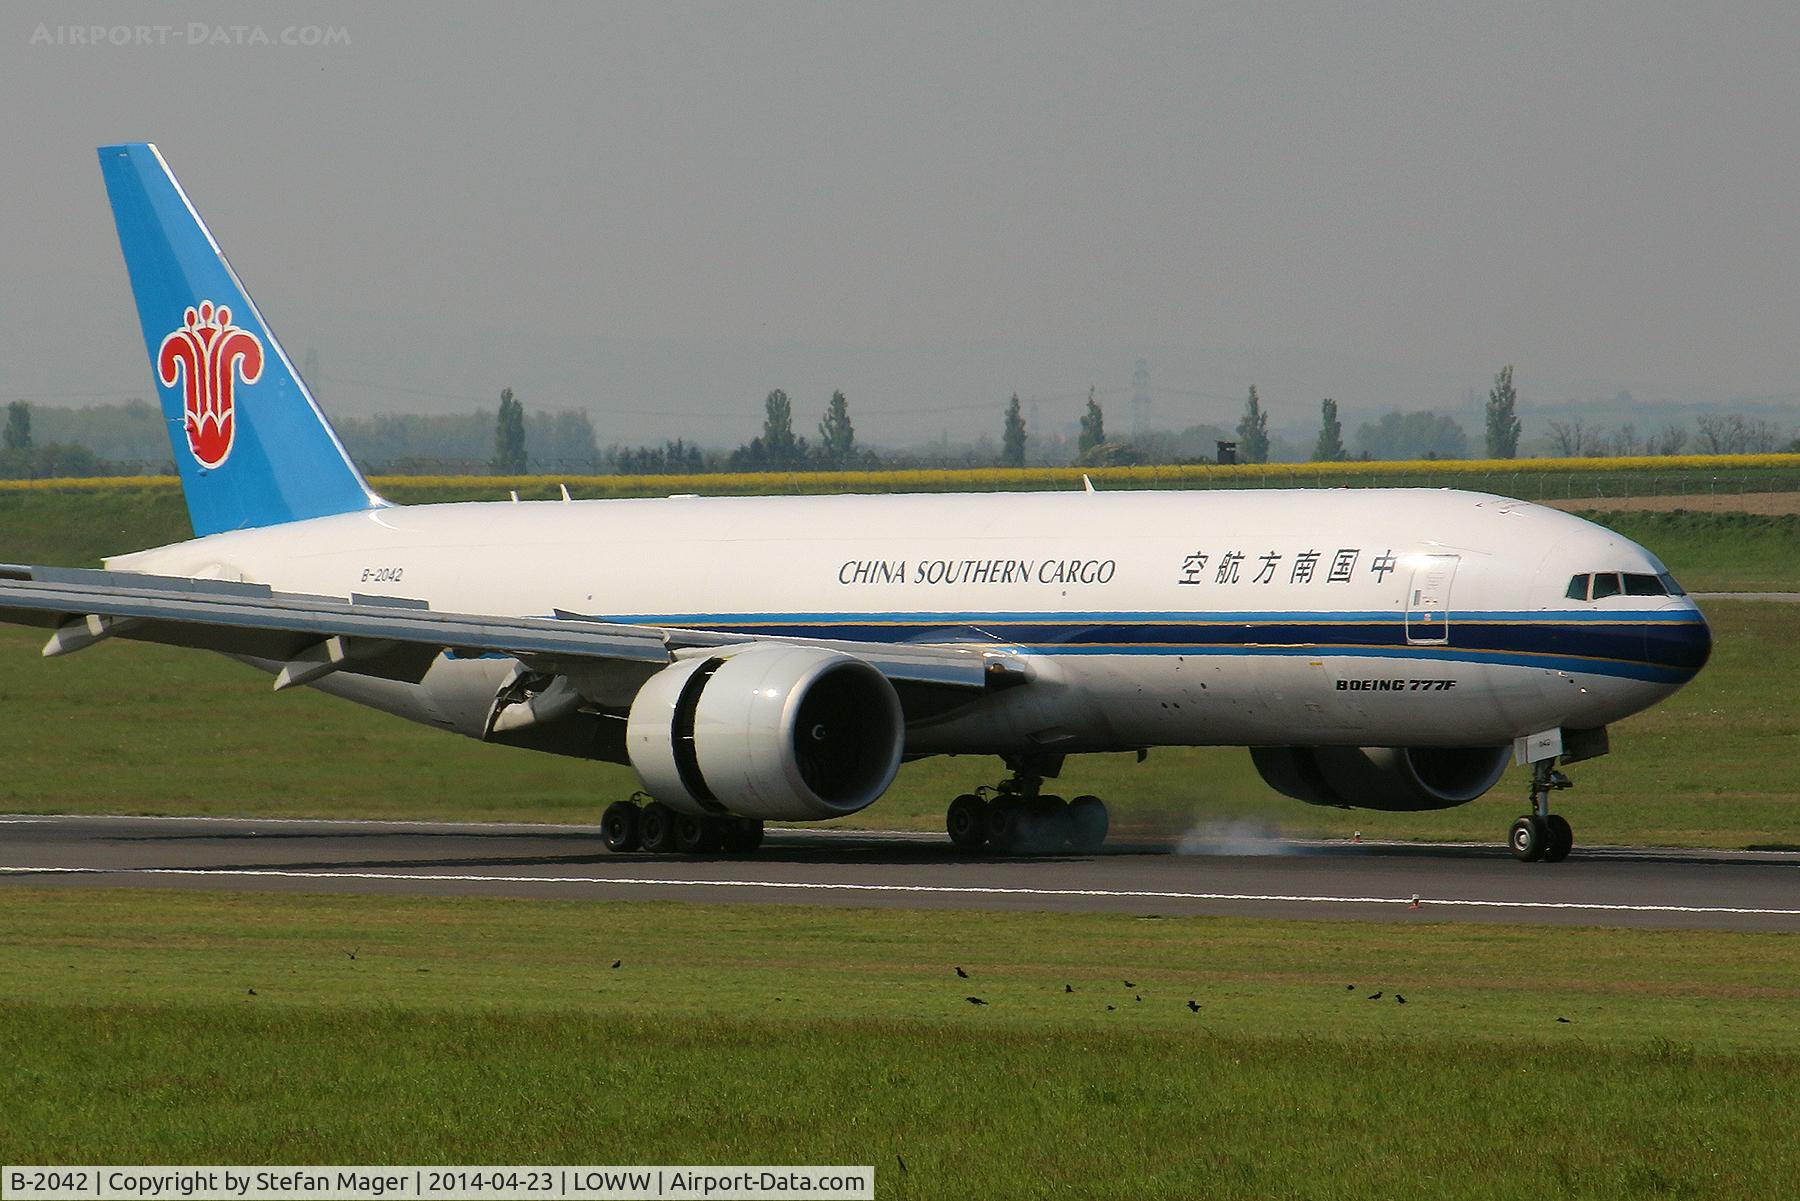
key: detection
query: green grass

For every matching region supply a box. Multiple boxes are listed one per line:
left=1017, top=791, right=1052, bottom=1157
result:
left=2, top=889, right=1798, bottom=1196
left=1589, top=510, right=1800, bottom=592
left=1, top=600, right=1793, bottom=848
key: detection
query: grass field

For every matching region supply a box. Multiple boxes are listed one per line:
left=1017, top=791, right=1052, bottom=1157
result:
left=1, top=888, right=1796, bottom=1197
left=1, top=599, right=1792, bottom=848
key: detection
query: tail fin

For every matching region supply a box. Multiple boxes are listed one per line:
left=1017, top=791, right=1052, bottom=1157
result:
left=98, top=142, right=382, bottom=537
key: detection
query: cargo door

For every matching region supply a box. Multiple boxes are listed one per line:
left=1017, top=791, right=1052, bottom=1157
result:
left=1405, top=554, right=1458, bottom=645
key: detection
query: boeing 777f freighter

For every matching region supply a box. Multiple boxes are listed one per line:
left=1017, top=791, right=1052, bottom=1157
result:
left=0, top=144, right=1712, bottom=862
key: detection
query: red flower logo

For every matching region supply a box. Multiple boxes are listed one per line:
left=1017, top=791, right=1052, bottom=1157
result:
left=157, top=300, right=263, bottom=469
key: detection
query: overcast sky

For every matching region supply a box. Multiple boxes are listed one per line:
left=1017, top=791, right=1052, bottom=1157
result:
left=3, top=2, right=1796, bottom=445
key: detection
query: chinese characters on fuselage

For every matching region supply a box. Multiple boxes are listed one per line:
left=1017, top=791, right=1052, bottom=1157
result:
left=1178, top=549, right=1396, bottom=586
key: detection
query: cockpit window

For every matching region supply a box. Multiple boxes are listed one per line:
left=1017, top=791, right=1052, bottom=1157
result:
left=1569, top=571, right=1682, bottom=601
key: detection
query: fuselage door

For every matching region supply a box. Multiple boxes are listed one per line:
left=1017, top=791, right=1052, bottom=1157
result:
left=1405, top=554, right=1459, bottom=645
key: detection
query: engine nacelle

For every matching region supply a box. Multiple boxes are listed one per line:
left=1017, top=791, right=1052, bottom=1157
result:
left=1251, top=744, right=1511, bottom=812
left=626, top=644, right=905, bottom=821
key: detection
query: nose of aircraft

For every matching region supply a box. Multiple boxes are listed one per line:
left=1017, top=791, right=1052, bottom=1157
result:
left=1649, top=600, right=1713, bottom=685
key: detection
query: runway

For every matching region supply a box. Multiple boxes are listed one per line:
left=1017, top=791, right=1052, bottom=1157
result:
left=4, top=813, right=1797, bottom=931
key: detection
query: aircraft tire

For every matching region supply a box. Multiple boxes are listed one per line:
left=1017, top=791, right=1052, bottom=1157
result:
left=600, top=801, right=641, bottom=853
left=1027, top=795, right=1070, bottom=853
left=1544, top=814, right=1574, bottom=862
left=1069, top=795, right=1109, bottom=853
left=946, top=793, right=988, bottom=850
left=639, top=801, right=679, bottom=854
left=721, top=817, right=764, bottom=853
left=986, top=797, right=1025, bottom=855
left=1509, top=815, right=1548, bottom=862
left=674, top=813, right=721, bottom=855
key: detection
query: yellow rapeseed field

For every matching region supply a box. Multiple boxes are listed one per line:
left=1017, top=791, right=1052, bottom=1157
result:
left=2, top=453, right=1797, bottom=495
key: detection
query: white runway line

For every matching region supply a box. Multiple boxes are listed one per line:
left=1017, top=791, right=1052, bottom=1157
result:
left=4, top=864, right=1800, bottom=918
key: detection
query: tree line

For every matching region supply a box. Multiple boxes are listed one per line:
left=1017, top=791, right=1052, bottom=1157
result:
left=3, top=369, right=1798, bottom=481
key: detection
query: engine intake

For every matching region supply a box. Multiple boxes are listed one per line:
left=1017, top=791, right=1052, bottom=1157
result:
left=1251, top=744, right=1510, bottom=812
left=626, top=644, right=905, bottom=821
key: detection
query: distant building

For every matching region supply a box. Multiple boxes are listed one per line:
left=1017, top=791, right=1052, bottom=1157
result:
left=1131, top=359, right=1151, bottom=439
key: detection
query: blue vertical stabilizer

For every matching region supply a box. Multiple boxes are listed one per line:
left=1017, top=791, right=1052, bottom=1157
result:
left=99, top=142, right=382, bottom=537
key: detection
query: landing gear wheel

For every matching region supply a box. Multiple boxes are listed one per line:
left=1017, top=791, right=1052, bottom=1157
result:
left=639, top=801, right=678, bottom=854
left=1509, top=815, right=1549, bottom=863
left=721, top=817, right=764, bottom=853
left=1026, top=795, right=1070, bottom=853
left=1068, top=795, right=1109, bottom=853
left=947, top=793, right=988, bottom=850
left=674, top=813, right=722, bottom=854
left=600, top=801, right=641, bottom=853
left=1544, top=814, right=1574, bottom=863
left=986, top=797, right=1025, bottom=854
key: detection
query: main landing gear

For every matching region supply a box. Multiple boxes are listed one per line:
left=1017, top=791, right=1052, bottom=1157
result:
left=945, top=756, right=1110, bottom=856
left=1509, top=760, right=1575, bottom=863
left=600, top=797, right=764, bottom=856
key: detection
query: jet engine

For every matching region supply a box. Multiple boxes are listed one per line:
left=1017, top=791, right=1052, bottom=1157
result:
left=625, top=643, right=905, bottom=821
left=1250, top=745, right=1511, bottom=812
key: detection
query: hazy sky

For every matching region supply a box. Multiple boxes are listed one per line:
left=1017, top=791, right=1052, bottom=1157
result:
left=3, top=2, right=1796, bottom=445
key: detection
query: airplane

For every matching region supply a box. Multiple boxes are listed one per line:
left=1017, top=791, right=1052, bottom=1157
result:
left=0, top=143, right=1712, bottom=863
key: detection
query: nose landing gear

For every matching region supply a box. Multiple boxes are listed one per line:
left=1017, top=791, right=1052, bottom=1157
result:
left=1509, top=761, right=1575, bottom=862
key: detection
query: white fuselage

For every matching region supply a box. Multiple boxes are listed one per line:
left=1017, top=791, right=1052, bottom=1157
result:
left=109, top=488, right=1710, bottom=755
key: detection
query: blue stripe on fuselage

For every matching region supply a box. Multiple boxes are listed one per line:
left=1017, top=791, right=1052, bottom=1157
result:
left=587, top=609, right=1712, bottom=684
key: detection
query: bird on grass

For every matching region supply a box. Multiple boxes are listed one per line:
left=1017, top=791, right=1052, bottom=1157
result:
left=1368, top=991, right=1383, bottom=1000
left=345, top=948, right=357, bottom=961
left=611, top=960, right=621, bottom=969
left=955, top=967, right=969, bottom=979
left=1556, top=1017, right=1572, bottom=1024
left=1345, top=984, right=1356, bottom=991
left=246, top=988, right=257, bottom=996
left=1135, top=995, right=1142, bottom=1003
left=1396, top=995, right=1407, bottom=1005
left=1106, top=1005, right=1116, bottom=1012
left=1123, top=979, right=1136, bottom=988
left=1187, top=1000, right=1200, bottom=1013
left=965, top=996, right=987, bottom=1006
left=1064, top=984, right=1073, bottom=994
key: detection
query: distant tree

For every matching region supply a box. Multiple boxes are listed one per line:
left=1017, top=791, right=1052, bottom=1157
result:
left=1547, top=419, right=1594, bottom=458
left=1001, top=393, right=1027, bottom=468
left=760, top=388, right=807, bottom=468
left=490, top=387, right=527, bottom=474
left=1312, top=398, right=1346, bottom=462
left=530, top=410, right=601, bottom=473
left=1355, top=411, right=1469, bottom=460
left=1237, top=386, right=1270, bottom=464
left=1696, top=414, right=1780, bottom=455
left=1647, top=424, right=1689, bottom=456
left=817, top=389, right=857, bottom=467
left=3, top=401, right=30, bottom=452
left=1485, top=365, right=1522, bottom=459
left=1078, top=386, right=1105, bottom=456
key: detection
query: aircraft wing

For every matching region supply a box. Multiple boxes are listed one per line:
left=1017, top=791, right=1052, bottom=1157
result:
left=0, top=565, right=1009, bottom=699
